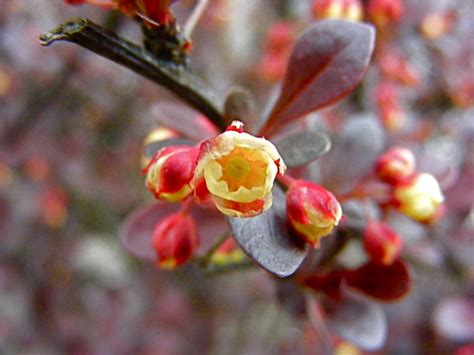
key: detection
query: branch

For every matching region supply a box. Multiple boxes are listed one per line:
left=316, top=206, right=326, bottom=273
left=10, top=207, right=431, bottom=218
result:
left=39, top=18, right=226, bottom=130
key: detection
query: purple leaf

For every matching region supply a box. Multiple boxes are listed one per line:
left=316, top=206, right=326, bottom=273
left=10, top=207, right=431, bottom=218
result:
left=323, top=293, right=387, bottom=350
left=227, top=186, right=307, bottom=278
left=274, top=131, right=331, bottom=168
left=119, top=202, right=228, bottom=262
left=151, top=102, right=219, bottom=142
left=432, top=296, right=474, bottom=342
left=261, top=20, right=375, bottom=136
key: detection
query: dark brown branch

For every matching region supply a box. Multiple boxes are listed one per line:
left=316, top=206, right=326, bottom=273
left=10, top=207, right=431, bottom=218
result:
left=39, top=18, right=225, bottom=130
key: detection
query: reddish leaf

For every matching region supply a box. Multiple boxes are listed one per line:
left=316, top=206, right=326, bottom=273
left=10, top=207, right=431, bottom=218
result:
left=303, top=271, right=345, bottom=301
left=119, top=202, right=228, bottom=262
left=151, top=102, right=219, bottom=142
left=345, top=260, right=412, bottom=302
left=261, top=20, right=375, bottom=136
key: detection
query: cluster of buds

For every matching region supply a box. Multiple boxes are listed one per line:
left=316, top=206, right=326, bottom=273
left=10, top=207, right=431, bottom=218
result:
left=286, top=180, right=343, bottom=248
left=65, top=0, right=175, bottom=27
left=152, top=211, right=199, bottom=269
left=145, top=121, right=285, bottom=217
left=312, top=0, right=363, bottom=22
left=374, top=82, right=406, bottom=132
left=143, top=121, right=289, bottom=268
left=366, top=0, right=404, bottom=29
left=375, top=147, right=444, bottom=223
left=144, top=120, right=345, bottom=266
left=257, top=22, right=296, bottom=83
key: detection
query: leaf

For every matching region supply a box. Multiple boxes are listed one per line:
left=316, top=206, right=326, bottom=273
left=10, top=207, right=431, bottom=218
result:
left=432, top=296, right=474, bottom=341
left=320, top=115, right=385, bottom=190
left=261, top=20, right=375, bottom=136
left=119, top=203, right=228, bottom=262
left=345, top=260, right=412, bottom=302
left=223, top=87, right=256, bottom=131
left=323, top=293, right=387, bottom=351
left=276, top=279, right=307, bottom=318
left=227, top=186, right=307, bottom=277
left=275, top=131, right=331, bottom=168
left=151, top=102, right=219, bottom=141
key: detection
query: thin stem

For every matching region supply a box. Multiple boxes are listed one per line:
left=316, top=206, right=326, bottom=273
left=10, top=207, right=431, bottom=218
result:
left=277, top=174, right=296, bottom=189
left=39, top=18, right=226, bottom=130
left=203, top=260, right=254, bottom=276
left=183, top=0, right=209, bottom=38
left=200, top=233, right=230, bottom=265
left=179, top=196, right=194, bottom=214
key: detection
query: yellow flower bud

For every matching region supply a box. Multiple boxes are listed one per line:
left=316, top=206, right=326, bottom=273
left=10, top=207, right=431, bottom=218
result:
left=394, top=173, right=444, bottom=222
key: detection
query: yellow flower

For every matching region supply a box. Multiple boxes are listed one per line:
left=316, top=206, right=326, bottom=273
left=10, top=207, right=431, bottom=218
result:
left=193, top=121, right=286, bottom=217
left=394, top=173, right=444, bottom=222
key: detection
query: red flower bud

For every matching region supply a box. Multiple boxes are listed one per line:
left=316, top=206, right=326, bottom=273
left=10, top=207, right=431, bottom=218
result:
left=258, top=22, right=296, bottom=83
left=363, top=221, right=403, bottom=265
left=152, top=212, right=199, bottom=269
left=40, top=186, right=69, bottom=229
left=70, top=1, right=175, bottom=27
left=375, top=147, right=416, bottom=184
left=312, top=0, right=363, bottom=22
left=367, top=0, right=404, bottom=28
left=144, top=145, right=199, bottom=202
left=379, top=50, right=419, bottom=86
left=287, top=180, right=342, bottom=248
left=64, top=0, right=86, bottom=5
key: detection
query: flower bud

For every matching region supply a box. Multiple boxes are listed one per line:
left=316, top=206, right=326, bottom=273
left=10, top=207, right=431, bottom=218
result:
left=393, top=173, right=444, bottom=223
left=379, top=50, right=419, bottom=86
left=375, top=147, right=416, bottom=184
left=367, top=0, right=404, bottom=28
left=41, top=186, right=69, bottom=229
left=152, top=212, right=199, bottom=269
left=144, top=145, right=199, bottom=202
left=374, top=83, right=407, bottom=132
left=420, top=11, right=456, bottom=40
left=141, top=127, right=178, bottom=168
left=312, top=0, right=363, bottom=22
left=209, top=238, right=245, bottom=265
left=193, top=121, right=286, bottom=218
left=286, top=180, right=342, bottom=247
left=364, top=221, right=403, bottom=265
left=258, top=22, right=296, bottom=83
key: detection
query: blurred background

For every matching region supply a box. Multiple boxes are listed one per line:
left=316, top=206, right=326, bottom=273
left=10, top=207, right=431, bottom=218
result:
left=1, top=0, right=473, bottom=354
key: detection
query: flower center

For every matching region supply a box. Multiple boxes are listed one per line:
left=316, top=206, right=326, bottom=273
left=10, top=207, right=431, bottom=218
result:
left=225, top=156, right=250, bottom=180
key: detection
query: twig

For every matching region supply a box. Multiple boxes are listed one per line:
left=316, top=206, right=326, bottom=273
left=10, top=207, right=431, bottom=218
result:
left=39, top=18, right=226, bottom=130
left=199, top=233, right=230, bottom=266
left=183, top=0, right=209, bottom=38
